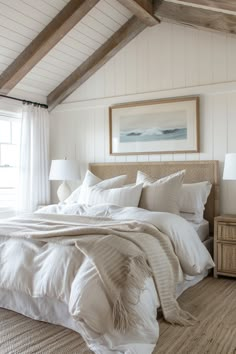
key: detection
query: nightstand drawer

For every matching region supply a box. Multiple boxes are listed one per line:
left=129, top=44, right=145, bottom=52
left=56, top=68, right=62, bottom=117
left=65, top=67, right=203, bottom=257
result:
left=217, top=243, right=236, bottom=275
left=217, top=223, right=236, bottom=241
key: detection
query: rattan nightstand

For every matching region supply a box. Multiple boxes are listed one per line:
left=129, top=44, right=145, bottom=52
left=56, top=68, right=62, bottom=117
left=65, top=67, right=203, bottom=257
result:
left=214, top=215, right=236, bottom=278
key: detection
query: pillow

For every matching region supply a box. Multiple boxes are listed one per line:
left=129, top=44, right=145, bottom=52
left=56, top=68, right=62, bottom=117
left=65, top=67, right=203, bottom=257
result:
left=78, top=170, right=127, bottom=204
left=83, top=183, right=143, bottom=207
left=136, top=170, right=185, bottom=214
left=82, top=170, right=127, bottom=189
left=178, top=181, right=212, bottom=223
left=65, top=171, right=127, bottom=204
left=64, top=185, right=82, bottom=204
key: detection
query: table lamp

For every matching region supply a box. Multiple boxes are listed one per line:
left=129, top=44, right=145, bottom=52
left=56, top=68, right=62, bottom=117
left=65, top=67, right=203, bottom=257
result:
left=223, top=153, right=236, bottom=180
left=49, top=159, right=80, bottom=202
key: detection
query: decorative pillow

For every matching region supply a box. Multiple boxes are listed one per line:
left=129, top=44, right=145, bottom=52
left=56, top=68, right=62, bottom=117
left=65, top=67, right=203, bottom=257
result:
left=65, top=170, right=127, bottom=204
left=179, top=181, right=212, bottom=223
left=78, top=171, right=127, bottom=204
left=136, top=170, right=185, bottom=214
left=83, top=183, right=143, bottom=207
left=82, top=170, right=127, bottom=189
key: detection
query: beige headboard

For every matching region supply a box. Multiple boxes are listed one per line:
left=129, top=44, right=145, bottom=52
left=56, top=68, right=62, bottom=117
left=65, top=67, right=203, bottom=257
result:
left=89, top=160, right=219, bottom=233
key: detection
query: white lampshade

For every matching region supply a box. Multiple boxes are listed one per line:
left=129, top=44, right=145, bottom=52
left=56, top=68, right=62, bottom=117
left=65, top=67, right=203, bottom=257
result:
left=49, top=159, right=80, bottom=202
left=49, top=159, right=80, bottom=181
left=223, top=153, right=236, bottom=180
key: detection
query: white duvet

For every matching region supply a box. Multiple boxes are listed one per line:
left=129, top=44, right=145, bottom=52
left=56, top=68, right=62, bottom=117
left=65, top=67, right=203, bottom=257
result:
left=0, top=204, right=214, bottom=354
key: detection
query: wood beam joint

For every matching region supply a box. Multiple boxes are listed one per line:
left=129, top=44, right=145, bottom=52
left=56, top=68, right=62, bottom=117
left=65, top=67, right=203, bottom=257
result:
left=118, top=0, right=160, bottom=26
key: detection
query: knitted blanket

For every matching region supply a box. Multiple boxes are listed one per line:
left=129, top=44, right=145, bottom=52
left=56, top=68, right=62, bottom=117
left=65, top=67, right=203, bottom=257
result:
left=0, top=214, right=195, bottom=330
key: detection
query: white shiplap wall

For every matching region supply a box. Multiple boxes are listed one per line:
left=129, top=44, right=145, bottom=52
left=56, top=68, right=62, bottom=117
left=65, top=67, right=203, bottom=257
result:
left=50, top=22, right=236, bottom=213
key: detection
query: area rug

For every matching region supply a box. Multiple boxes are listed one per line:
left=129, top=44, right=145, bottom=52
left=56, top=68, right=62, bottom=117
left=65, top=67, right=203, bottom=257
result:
left=0, top=308, right=93, bottom=354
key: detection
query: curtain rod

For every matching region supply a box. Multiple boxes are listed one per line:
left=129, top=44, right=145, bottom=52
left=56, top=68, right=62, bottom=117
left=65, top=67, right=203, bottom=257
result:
left=0, top=94, right=48, bottom=109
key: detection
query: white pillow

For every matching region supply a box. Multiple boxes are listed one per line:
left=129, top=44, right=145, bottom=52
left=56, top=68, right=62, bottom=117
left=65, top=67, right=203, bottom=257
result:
left=82, top=170, right=127, bottom=189
left=84, top=183, right=143, bottom=207
left=179, top=181, right=212, bottom=223
left=78, top=171, right=127, bottom=204
left=136, top=170, right=185, bottom=214
left=64, top=185, right=82, bottom=204
left=65, top=171, right=127, bottom=204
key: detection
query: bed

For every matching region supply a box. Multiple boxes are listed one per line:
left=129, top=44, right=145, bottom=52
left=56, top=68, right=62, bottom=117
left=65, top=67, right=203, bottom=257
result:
left=0, top=160, right=219, bottom=354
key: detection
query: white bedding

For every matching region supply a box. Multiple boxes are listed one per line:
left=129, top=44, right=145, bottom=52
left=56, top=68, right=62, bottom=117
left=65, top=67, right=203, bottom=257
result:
left=188, top=219, right=209, bottom=242
left=0, top=204, right=214, bottom=354
left=37, top=203, right=214, bottom=275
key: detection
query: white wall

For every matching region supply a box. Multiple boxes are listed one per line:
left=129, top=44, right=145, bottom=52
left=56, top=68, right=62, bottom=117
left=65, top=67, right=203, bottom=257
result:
left=50, top=22, right=236, bottom=213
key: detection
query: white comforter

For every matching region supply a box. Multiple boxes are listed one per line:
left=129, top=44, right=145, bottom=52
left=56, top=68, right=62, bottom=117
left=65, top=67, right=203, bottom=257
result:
left=0, top=204, right=214, bottom=354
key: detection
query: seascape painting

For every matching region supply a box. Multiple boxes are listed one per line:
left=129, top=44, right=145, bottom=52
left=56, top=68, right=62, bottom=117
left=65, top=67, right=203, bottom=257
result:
left=119, top=110, right=187, bottom=143
left=109, top=96, right=199, bottom=155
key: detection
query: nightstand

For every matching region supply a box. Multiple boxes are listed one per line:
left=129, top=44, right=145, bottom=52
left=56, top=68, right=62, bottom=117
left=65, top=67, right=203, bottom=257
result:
left=214, top=215, right=236, bottom=278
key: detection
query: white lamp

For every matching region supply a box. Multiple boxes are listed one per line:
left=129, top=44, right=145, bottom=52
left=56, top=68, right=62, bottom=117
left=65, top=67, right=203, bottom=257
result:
left=49, top=159, right=80, bottom=202
left=223, top=153, right=236, bottom=180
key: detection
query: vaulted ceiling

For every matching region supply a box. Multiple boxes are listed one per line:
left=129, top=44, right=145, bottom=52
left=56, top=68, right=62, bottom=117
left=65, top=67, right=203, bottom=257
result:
left=0, top=0, right=236, bottom=111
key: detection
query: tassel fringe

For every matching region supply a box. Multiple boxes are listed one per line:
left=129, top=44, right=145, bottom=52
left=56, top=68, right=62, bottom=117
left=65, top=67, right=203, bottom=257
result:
left=112, top=254, right=152, bottom=332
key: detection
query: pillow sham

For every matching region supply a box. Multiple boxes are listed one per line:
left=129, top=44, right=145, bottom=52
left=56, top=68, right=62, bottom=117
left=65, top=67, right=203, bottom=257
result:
left=83, top=183, right=143, bottom=207
left=136, top=170, right=185, bottom=214
left=178, top=181, right=212, bottom=223
left=65, top=170, right=127, bottom=204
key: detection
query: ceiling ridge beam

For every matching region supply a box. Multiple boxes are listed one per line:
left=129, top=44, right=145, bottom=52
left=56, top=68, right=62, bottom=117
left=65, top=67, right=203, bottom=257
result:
left=117, top=0, right=160, bottom=26
left=0, top=0, right=100, bottom=94
left=166, top=0, right=236, bottom=14
left=156, top=1, right=236, bottom=35
left=47, top=16, right=147, bottom=111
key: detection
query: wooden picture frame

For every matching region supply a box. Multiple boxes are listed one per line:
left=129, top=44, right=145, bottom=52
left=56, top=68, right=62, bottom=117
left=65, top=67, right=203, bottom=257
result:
left=109, top=96, right=200, bottom=155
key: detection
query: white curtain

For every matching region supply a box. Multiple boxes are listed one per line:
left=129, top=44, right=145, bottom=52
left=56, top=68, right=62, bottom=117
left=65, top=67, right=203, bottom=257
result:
left=18, top=104, right=50, bottom=212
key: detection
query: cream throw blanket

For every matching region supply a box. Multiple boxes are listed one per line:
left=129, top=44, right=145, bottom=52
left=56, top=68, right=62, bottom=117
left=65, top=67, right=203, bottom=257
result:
left=0, top=214, right=195, bottom=330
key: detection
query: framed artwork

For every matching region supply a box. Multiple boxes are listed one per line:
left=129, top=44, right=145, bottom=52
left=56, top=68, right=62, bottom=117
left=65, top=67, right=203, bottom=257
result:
left=109, top=96, right=199, bottom=155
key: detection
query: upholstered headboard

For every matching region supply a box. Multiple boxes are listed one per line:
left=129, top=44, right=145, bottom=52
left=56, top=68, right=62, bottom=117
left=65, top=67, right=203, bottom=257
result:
left=89, top=161, right=219, bottom=233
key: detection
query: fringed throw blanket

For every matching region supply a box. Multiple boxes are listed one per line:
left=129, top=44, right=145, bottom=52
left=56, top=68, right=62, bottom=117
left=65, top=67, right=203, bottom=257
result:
left=0, top=214, right=195, bottom=331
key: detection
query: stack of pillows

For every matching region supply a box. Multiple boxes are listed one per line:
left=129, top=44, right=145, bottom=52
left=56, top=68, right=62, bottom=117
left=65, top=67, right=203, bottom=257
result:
left=65, top=169, right=212, bottom=224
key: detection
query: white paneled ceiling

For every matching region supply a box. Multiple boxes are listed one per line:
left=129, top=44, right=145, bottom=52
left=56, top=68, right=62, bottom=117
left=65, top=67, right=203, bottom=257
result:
left=0, top=0, right=71, bottom=101
left=0, top=0, right=132, bottom=103
left=0, top=0, right=71, bottom=70
left=16, top=0, right=132, bottom=98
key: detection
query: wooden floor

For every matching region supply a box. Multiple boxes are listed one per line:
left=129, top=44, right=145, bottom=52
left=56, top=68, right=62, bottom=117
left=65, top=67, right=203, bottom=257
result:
left=155, top=276, right=236, bottom=354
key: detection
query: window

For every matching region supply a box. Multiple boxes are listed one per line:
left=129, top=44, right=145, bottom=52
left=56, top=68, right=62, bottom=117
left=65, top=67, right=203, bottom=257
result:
left=0, top=115, right=21, bottom=210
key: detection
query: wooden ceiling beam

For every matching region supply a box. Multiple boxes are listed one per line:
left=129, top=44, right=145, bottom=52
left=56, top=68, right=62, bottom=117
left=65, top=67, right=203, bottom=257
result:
left=171, top=0, right=236, bottom=13
left=156, top=1, right=236, bottom=34
left=118, top=0, right=160, bottom=26
left=47, top=16, right=147, bottom=110
left=0, top=0, right=100, bottom=94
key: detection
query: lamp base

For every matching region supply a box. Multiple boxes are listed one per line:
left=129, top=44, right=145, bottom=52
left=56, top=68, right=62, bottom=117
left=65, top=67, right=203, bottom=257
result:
left=57, top=181, right=71, bottom=202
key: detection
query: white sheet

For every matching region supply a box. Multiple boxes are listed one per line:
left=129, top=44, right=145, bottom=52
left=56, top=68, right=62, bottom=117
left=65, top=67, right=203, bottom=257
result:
left=188, top=219, right=209, bottom=242
left=0, top=204, right=214, bottom=354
